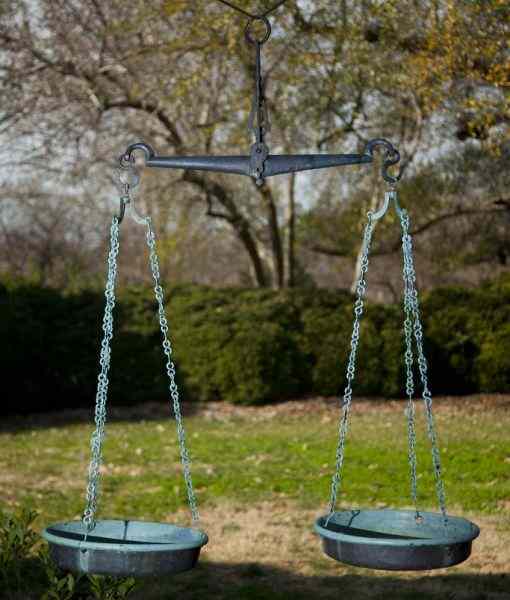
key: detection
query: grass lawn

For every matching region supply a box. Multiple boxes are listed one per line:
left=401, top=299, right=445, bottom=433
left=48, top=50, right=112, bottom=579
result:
left=1, top=395, right=509, bottom=599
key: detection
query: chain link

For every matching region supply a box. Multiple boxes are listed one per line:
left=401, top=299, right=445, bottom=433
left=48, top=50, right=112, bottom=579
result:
left=82, top=188, right=200, bottom=530
left=83, top=217, right=120, bottom=532
left=401, top=217, right=419, bottom=515
left=328, top=212, right=375, bottom=518
left=145, top=218, right=199, bottom=522
left=400, top=210, right=448, bottom=525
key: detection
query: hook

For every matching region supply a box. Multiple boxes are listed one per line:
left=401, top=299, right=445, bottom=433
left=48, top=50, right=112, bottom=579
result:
left=117, top=195, right=128, bottom=224
left=371, top=189, right=405, bottom=221
left=116, top=150, right=150, bottom=226
left=120, top=142, right=155, bottom=167
left=364, top=138, right=402, bottom=184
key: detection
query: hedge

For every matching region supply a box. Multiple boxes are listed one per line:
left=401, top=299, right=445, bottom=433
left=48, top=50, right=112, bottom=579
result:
left=2, top=275, right=509, bottom=414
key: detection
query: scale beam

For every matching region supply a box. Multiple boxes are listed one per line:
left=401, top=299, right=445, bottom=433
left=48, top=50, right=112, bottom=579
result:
left=146, top=154, right=372, bottom=176
left=120, top=138, right=400, bottom=184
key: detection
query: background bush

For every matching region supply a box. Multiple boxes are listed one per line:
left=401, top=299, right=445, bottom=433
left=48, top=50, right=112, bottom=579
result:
left=3, top=275, right=509, bottom=414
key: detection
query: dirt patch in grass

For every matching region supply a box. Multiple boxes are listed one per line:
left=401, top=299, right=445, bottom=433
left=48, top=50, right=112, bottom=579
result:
left=199, top=393, right=510, bottom=422
left=194, top=500, right=509, bottom=576
left=141, top=499, right=510, bottom=600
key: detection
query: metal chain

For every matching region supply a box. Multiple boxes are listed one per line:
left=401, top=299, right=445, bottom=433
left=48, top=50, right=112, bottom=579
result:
left=400, top=209, right=448, bottom=525
left=82, top=183, right=200, bottom=528
left=145, top=218, right=199, bottom=522
left=83, top=217, right=120, bottom=532
left=328, top=212, right=375, bottom=518
left=401, top=222, right=419, bottom=516
left=327, top=191, right=447, bottom=526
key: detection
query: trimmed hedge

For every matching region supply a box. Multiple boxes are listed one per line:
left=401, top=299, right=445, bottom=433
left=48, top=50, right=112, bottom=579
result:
left=2, top=275, right=510, bottom=414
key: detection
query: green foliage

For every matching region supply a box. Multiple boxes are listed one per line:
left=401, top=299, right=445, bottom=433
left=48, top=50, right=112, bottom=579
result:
left=0, top=506, right=39, bottom=591
left=39, top=549, right=138, bottom=600
left=421, top=287, right=481, bottom=395
left=168, top=287, right=307, bottom=404
left=300, top=300, right=351, bottom=396
left=40, top=548, right=84, bottom=600
left=476, top=323, right=510, bottom=393
left=0, top=506, right=139, bottom=599
left=422, top=275, right=510, bottom=395
left=88, top=575, right=138, bottom=600
left=2, top=276, right=510, bottom=412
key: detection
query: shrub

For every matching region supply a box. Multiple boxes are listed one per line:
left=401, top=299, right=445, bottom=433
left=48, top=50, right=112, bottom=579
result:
left=168, top=287, right=307, bottom=404
left=300, top=302, right=351, bottom=397
left=0, top=504, right=140, bottom=599
left=421, top=287, right=481, bottom=395
left=3, top=275, right=510, bottom=411
left=0, top=506, right=40, bottom=591
left=476, top=323, right=510, bottom=393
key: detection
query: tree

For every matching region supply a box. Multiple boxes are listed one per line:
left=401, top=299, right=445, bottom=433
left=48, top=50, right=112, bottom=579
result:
left=1, top=0, right=306, bottom=288
left=290, top=0, right=509, bottom=291
left=1, top=0, right=508, bottom=292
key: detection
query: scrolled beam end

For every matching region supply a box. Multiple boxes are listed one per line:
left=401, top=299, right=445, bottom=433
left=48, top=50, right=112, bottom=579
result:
left=364, top=138, right=402, bottom=184
left=119, top=142, right=156, bottom=167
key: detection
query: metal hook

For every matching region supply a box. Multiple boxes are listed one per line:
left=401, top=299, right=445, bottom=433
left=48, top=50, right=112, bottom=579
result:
left=116, top=152, right=149, bottom=225
left=364, top=138, right=402, bottom=184
left=117, top=195, right=128, bottom=224
left=120, top=142, right=155, bottom=166
left=371, top=189, right=404, bottom=221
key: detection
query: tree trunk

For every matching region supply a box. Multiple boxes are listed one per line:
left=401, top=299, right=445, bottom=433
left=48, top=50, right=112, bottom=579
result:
left=258, top=183, right=285, bottom=289
left=183, top=171, right=268, bottom=288
left=286, top=172, right=296, bottom=287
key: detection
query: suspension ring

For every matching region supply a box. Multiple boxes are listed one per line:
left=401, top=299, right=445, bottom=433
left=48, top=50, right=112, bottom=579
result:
left=245, top=16, right=271, bottom=45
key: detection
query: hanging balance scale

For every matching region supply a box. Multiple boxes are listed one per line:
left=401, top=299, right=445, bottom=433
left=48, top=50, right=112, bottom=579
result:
left=43, top=2, right=479, bottom=577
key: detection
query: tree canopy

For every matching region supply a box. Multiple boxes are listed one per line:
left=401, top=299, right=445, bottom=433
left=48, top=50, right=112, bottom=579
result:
left=1, top=0, right=508, bottom=294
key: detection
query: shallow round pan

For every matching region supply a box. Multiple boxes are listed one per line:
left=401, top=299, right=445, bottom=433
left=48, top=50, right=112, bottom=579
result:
left=42, top=520, right=208, bottom=577
left=315, top=509, right=479, bottom=571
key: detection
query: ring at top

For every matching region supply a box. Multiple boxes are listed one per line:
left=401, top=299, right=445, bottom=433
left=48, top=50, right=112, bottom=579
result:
left=244, top=16, right=272, bottom=45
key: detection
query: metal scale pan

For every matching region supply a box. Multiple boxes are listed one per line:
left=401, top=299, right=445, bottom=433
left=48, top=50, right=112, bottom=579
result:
left=315, top=509, right=480, bottom=571
left=42, top=520, right=208, bottom=577
left=313, top=187, right=480, bottom=572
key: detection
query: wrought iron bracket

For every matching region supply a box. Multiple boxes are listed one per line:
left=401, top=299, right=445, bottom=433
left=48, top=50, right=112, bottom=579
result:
left=119, top=138, right=401, bottom=185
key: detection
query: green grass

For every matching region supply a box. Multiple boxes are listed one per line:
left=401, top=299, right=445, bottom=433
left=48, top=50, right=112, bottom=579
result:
left=1, top=399, right=509, bottom=599
left=2, top=404, right=509, bottom=525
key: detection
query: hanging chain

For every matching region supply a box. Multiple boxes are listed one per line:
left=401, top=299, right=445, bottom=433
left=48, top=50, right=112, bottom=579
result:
left=401, top=211, right=419, bottom=517
left=328, top=212, right=375, bottom=518
left=144, top=218, right=199, bottom=522
left=327, top=188, right=448, bottom=525
left=83, top=217, right=120, bottom=532
left=247, top=40, right=271, bottom=141
left=399, top=209, right=448, bottom=525
left=248, top=37, right=270, bottom=184
left=82, top=170, right=200, bottom=530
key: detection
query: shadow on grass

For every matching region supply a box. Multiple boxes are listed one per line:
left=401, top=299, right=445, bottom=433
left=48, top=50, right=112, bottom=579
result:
left=0, top=401, right=202, bottom=434
left=138, top=560, right=510, bottom=600
left=3, top=559, right=509, bottom=600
